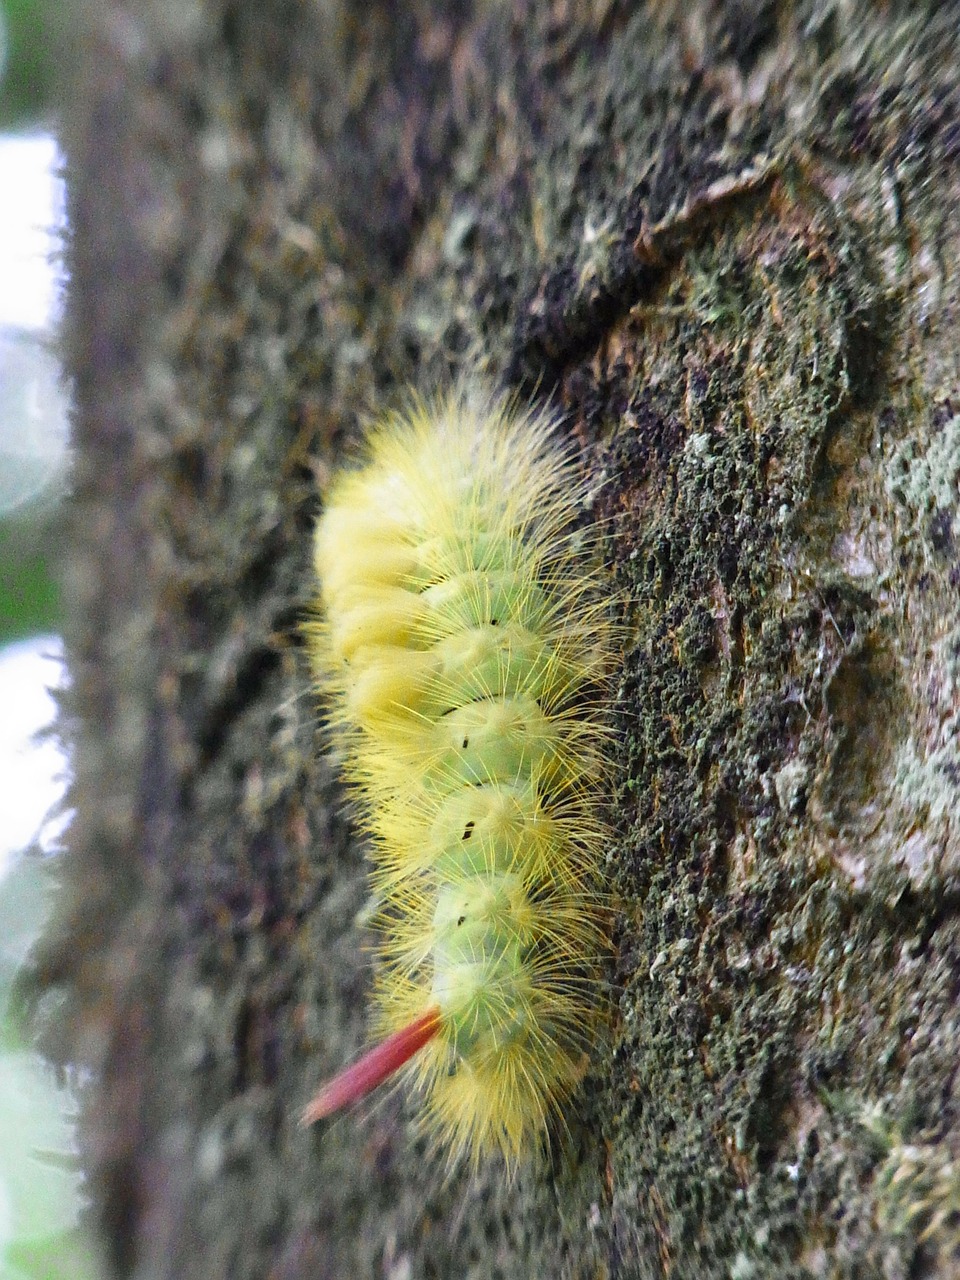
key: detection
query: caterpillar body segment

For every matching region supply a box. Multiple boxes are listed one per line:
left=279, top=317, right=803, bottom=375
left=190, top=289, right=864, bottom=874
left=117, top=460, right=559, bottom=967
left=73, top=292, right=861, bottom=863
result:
left=304, top=391, right=615, bottom=1166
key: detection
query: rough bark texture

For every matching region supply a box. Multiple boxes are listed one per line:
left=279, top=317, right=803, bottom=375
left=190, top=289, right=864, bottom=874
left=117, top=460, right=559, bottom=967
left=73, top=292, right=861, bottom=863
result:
left=49, top=1, right=960, bottom=1277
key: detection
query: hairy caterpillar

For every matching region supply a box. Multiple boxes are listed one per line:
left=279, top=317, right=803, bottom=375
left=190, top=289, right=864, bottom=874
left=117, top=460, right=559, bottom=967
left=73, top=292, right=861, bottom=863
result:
left=302, top=389, right=615, bottom=1166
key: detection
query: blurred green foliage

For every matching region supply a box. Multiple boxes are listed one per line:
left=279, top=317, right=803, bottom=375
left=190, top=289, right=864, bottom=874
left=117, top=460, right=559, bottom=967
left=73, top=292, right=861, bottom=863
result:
left=0, top=0, right=55, bottom=126
left=0, top=859, right=104, bottom=1280
left=4, top=1232, right=104, bottom=1280
left=0, top=512, right=61, bottom=644
left=0, top=0, right=66, bottom=638
left=0, top=4, right=84, bottom=1275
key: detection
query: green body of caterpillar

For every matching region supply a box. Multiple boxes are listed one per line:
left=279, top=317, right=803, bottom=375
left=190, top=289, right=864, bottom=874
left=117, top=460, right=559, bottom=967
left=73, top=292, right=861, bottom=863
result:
left=306, top=391, right=614, bottom=1166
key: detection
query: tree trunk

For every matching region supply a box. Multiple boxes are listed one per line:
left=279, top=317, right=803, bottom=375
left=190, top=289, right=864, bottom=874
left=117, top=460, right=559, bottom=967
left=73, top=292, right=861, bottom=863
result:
left=52, top=1, right=960, bottom=1276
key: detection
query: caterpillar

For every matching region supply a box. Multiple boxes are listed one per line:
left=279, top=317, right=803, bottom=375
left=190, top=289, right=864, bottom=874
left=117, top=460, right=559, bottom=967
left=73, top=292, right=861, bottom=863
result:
left=302, top=388, right=615, bottom=1167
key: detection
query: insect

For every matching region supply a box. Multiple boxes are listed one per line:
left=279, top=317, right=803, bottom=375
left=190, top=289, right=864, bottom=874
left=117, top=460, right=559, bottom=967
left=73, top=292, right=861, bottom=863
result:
left=302, top=388, right=615, bottom=1167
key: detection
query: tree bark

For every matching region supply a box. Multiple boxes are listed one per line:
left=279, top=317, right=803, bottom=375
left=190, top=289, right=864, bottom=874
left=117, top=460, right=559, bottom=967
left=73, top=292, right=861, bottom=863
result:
left=51, top=1, right=960, bottom=1276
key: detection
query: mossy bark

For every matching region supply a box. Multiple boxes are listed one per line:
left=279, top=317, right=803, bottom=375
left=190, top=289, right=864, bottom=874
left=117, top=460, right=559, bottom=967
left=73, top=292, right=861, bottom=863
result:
left=52, top=1, right=960, bottom=1276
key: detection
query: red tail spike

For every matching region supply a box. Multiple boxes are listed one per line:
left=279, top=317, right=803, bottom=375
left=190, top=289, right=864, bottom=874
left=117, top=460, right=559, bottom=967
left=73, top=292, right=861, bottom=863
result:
left=301, top=1006, right=442, bottom=1126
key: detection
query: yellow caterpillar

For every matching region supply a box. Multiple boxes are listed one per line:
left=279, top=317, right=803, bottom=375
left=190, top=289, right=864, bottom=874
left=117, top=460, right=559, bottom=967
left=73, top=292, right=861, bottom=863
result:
left=302, top=389, right=615, bottom=1167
